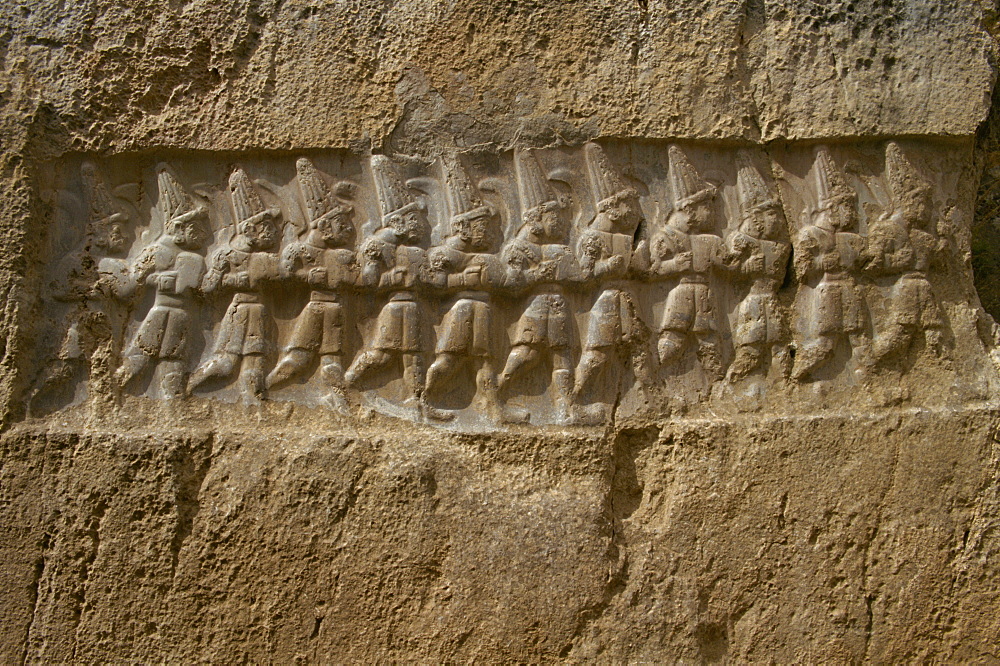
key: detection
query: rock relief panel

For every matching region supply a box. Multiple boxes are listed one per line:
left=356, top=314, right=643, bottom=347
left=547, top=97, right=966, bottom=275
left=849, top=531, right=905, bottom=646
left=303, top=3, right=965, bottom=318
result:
left=26, top=140, right=998, bottom=429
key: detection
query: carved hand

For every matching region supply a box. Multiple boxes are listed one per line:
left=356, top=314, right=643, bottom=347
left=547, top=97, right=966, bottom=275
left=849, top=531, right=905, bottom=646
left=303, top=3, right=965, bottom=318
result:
left=308, top=266, right=328, bottom=287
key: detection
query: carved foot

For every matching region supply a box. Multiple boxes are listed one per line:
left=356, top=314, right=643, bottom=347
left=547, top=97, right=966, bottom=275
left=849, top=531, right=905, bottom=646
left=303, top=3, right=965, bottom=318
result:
left=321, top=390, right=351, bottom=416
left=422, top=403, right=456, bottom=423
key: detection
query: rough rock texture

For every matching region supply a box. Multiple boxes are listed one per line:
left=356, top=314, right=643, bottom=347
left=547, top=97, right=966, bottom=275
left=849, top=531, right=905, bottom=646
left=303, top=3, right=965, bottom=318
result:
left=3, top=0, right=1000, bottom=661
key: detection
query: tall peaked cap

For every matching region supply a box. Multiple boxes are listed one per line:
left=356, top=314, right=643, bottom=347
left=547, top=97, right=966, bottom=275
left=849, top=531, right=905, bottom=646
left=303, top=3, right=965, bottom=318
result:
left=515, top=148, right=558, bottom=213
left=885, top=141, right=930, bottom=201
left=735, top=150, right=778, bottom=215
left=296, top=157, right=338, bottom=222
left=371, top=155, right=419, bottom=220
left=584, top=142, right=635, bottom=208
left=667, top=145, right=715, bottom=208
left=229, top=167, right=266, bottom=223
left=813, top=146, right=855, bottom=209
left=156, top=164, right=197, bottom=221
left=442, top=153, right=483, bottom=217
left=80, top=162, right=120, bottom=223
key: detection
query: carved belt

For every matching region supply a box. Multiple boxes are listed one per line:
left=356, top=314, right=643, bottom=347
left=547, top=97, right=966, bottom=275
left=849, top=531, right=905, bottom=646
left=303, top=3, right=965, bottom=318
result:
left=232, top=292, right=261, bottom=305
left=309, top=290, right=339, bottom=303
left=901, top=271, right=928, bottom=281
left=153, top=293, right=187, bottom=308
left=534, top=284, right=565, bottom=295
left=455, top=290, right=489, bottom=302
left=679, top=275, right=708, bottom=285
left=389, top=290, right=416, bottom=302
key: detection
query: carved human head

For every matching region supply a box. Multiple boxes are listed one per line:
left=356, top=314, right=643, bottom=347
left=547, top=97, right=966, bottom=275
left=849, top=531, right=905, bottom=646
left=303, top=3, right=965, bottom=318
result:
left=238, top=210, right=280, bottom=251
left=312, top=203, right=355, bottom=248
left=672, top=189, right=715, bottom=233
left=523, top=198, right=568, bottom=242
left=896, top=187, right=933, bottom=231
left=166, top=209, right=206, bottom=250
left=818, top=193, right=857, bottom=232
left=386, top=203, right=429, bottom=245
left=452, top=206, right=498, bottom=252
left=742, top=202, right=785, bottom=240
left=89, top=212, right=129, bottom=255
left=595, top=189, right=642, bottom=235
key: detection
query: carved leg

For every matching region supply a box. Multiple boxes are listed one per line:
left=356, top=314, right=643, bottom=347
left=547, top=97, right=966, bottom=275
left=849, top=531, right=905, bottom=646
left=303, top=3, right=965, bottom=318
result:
left=425, top=352, right=459, bottom=396
left=552, top=350, right=574, bottom=423
left=402, top=353, right=425, bottom=406
left=238, top=354, right=266, bottom=403
left=115, top=352, right=151, bottom=389
left=497, top=344, right=539, bottom=394
left=266, top=348, right=315, bottom=388
left=573, top=348, right=608, bottom=399
left=188, top=352, right=238, bottom=392
left=657, top=330, right=686, bottom=366
left=872, top=323, right=911, bottom=365
left=319, top=354, right=349, bottom=415
left=790, top=336, right=835, bottom=381
left=925, top=327, right=945, bottom=357
left=344, top=349, right=391, bottom=387
left=727, top=344, right=762, bottom=382
left=772, top=344, right=793, bottom=379
left=696, top=336, right=723, bottom=380
left=160, top=360, right=186, bottom=399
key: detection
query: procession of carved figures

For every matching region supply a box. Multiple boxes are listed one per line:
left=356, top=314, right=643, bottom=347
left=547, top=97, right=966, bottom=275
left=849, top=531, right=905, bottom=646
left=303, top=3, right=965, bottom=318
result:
left=30, top=141, right=957, bottom=425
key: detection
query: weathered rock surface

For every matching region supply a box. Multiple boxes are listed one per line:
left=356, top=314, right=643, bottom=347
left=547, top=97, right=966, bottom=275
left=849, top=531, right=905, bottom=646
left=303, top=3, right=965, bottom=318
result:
left=2, top=0, right=1000, bottom=661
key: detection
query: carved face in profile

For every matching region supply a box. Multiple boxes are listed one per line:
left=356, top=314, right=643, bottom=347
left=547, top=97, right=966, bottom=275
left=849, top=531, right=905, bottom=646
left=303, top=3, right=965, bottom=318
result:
left=314, top=206, right=355, bottom=248
left=456, top=210, right=497, bottom=251
left=391, top=209, right=429, bottom=245
left=540, top=204, right=569, bottom=242
left=745, top=204, right=785, bottom=240
left=167, top=214, right=205, bottom=250
left=898, top=189, right=932, bottom=230
left=241, top=213, right=279, bottom=251
left=91, top=215, right=128, bottom=254
left=598, top=194, right=641, bottom=234
left=829, top=198, right=858, bottom=231
left=679, top=199, right=715, bottom=233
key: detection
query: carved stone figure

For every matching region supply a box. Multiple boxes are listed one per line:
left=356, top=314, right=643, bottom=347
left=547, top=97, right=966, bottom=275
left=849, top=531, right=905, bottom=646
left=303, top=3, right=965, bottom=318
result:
left=188, top=167, right=281, bottom=402
left=31, top=162, right=131, bottom=409
left=344, top=155, right=430, bottom=413
left=790, top=147, right=868, bottom=381
left=265, top=158, right=359, bottom=413
left=646, top=145, right=726, bottom=379
left=423, top=153, right=503, bottom=421
left=725, top=151, right=792, bottom=381
left=865, top=142, right=947, bottom=365
left=115, top=165, right=207, bottom=398
left=496, top=148, right=580, bottom=424
left=573, top=142, right=650, bottom=412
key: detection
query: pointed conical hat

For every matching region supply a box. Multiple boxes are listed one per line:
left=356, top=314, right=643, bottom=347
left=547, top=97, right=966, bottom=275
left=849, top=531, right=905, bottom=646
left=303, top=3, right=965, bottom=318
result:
left=229, top=167, right=266, bottom=223
left=668, top=145, right=715, bottom=209
left=584, top=142, right=637, bottom=211
left=80, top=162, right=122, bottom=224
left=885, top=141, right=931, bottom=203
left=296, top=157, right=337, bottom=222
left=442, top=153, right=493, bottom=227
left=813, top=146, right=855, bottom=210
left=515, top=148, right=557, bottom=214
left=371, top=155, right=421, bottom=222
left=736, top=150, right=779, bottom=216
left=156, top=163, right=199, bottom=222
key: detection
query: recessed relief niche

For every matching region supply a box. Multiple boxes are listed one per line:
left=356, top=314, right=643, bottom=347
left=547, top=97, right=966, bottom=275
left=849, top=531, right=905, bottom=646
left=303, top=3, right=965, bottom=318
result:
left=27, top=140, right=997, bottom=428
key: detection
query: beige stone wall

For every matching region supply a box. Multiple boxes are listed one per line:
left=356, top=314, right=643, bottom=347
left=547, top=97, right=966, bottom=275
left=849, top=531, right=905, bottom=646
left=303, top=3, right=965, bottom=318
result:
left=2, top=0, right=1000, bottom=660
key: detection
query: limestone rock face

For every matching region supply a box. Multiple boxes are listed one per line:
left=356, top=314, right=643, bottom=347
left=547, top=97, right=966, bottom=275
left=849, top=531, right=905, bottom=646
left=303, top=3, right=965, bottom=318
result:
left=2, top=0, right=1000, bottom=661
